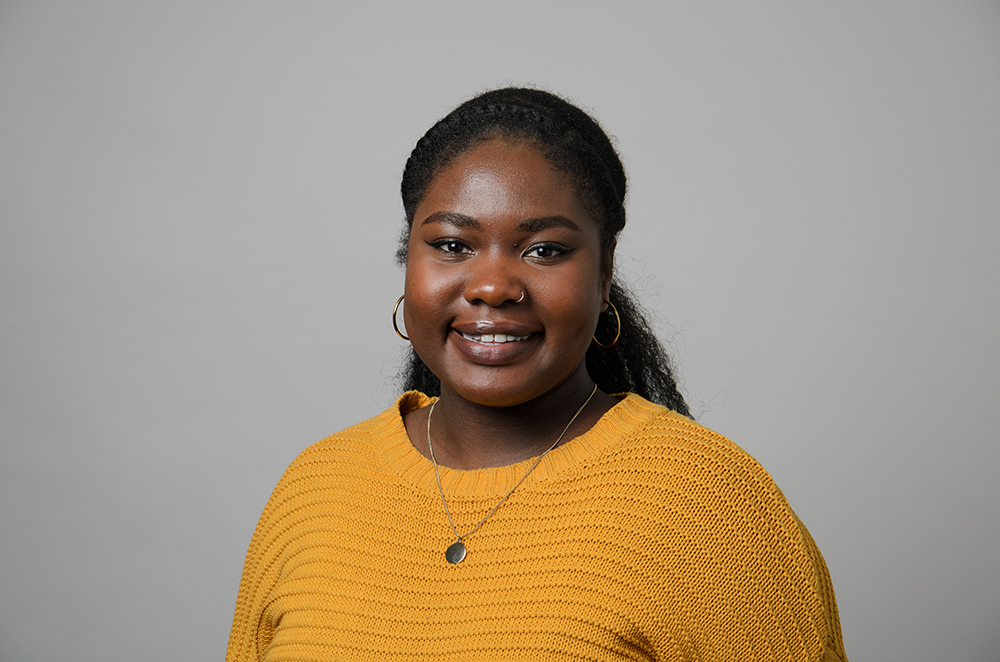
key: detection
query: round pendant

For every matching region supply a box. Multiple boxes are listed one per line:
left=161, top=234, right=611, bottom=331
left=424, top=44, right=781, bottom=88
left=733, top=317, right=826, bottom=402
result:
left=445, top=540, right=467, bottom=564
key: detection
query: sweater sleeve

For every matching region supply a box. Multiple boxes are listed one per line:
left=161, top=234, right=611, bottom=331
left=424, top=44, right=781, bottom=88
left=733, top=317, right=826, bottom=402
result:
left=225, top=447, right=319, bottom=662
left=225, top=481, right=281, bottom=662
left=795, top=514, right=848, bottom=662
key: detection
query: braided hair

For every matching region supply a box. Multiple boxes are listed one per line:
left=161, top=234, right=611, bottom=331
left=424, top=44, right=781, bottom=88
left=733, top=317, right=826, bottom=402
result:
left=396, top=87, right=690, bottom=417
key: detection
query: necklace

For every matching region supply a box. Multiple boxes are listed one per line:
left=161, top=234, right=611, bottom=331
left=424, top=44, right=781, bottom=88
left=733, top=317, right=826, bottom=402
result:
left=427, top=383, right=598, bottom=564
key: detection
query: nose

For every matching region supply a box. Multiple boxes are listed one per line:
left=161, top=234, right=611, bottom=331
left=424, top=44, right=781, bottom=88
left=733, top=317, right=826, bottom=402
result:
left=464, top=255, right=523, bottom=306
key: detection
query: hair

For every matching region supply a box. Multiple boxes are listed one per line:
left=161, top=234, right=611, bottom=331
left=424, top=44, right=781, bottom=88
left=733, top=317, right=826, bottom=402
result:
left=396, top=87, right=690, bottom=417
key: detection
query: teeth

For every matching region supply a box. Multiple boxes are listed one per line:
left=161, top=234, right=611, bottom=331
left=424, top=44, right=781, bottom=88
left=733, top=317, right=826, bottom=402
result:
left=460, top=332, right=530, bottom=344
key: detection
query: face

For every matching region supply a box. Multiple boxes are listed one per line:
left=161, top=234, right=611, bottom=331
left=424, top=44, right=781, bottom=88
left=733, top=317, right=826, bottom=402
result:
left=404, top=138, right=612, bottom=408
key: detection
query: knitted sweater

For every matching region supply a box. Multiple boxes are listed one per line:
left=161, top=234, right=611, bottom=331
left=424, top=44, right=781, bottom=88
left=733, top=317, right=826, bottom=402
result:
left=227, top=392, right=846, bottom=662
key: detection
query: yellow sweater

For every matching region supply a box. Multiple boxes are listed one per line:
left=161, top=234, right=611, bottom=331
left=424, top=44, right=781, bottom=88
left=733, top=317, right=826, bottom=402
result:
left=227, top=392, right=846, bottom=662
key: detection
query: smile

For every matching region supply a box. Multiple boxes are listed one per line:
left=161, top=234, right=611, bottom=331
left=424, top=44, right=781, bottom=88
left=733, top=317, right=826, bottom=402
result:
left=459, top=332, right=531, bottom=345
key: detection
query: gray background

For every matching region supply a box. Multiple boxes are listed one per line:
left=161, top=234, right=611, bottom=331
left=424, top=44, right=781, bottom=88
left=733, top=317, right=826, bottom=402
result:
left=1, top=2, right=998, bottom=661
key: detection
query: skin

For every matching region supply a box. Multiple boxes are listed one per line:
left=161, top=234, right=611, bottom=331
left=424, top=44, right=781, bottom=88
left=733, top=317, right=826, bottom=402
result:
left=401, top=137, right=619, bottom=470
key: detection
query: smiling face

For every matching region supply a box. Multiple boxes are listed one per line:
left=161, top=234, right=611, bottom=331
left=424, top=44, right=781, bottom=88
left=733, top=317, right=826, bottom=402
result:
left=403, top=137, right=612, bottom=408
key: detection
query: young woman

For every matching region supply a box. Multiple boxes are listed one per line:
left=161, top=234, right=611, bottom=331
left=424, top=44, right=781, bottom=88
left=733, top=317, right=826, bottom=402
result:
left=226, top=88, right=847, bottom=662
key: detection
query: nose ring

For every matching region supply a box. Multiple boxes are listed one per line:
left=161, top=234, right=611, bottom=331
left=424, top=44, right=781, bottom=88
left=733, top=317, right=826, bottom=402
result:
left=515, top=291, right=526, bottom=304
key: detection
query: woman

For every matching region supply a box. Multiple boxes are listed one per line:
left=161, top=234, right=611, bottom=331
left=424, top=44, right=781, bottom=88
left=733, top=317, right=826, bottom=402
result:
left=227, top=88, right=847, bottom=661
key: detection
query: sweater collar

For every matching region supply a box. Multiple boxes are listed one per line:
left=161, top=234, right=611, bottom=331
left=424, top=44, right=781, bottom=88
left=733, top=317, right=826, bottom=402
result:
left=373, top=390, right=667, bottom=499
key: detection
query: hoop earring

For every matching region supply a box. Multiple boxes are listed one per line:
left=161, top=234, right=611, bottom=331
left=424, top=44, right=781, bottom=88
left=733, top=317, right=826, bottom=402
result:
left=392, top=294, right=409, bottom=341
left=592, top=301, right=620, bottom=348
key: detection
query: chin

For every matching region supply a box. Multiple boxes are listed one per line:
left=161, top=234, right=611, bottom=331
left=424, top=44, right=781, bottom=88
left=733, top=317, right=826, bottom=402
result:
left=444, top=380, right=539, bottom=409
left=439, top=362, right=587, bottom=409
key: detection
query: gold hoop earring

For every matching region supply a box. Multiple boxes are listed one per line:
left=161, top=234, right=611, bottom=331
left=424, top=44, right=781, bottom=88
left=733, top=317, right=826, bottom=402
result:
left=592, top=301, right=620, bottom=348
left=392, top=294, right=409, bottom=341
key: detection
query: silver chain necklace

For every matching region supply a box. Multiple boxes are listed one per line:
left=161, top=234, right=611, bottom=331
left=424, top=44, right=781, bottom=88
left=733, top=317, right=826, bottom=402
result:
left=427, top=383, right=598, bottom=564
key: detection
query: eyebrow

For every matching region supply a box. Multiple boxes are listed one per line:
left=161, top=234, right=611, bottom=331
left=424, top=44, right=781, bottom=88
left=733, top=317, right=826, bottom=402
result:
left=420, top=212, right=481, bottom=230
left=420, top=212, right=582, bottom=233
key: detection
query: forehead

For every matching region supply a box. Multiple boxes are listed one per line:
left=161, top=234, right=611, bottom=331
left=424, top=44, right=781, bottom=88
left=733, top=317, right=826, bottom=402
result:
left=416, top=138, right=595, bottom=228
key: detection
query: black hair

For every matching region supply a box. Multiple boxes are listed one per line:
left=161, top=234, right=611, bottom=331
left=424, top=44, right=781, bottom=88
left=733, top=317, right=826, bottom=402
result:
left=396, top=87, right=690, bottom=417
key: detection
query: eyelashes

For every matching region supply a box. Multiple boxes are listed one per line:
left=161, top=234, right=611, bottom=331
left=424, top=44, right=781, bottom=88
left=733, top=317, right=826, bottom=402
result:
left=523, top=243, right=571, bottom=259
left=428, top=239, right=472, bottom=255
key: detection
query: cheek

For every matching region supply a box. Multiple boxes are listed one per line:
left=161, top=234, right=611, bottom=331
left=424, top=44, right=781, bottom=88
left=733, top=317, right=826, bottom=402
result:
left=538, top=273, right=604, bottom=337
left=402, top=264, right=456, bottom=336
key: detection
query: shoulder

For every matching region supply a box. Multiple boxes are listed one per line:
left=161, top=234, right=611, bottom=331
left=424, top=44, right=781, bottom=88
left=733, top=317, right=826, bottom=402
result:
left=226, top=393, right=430, bottom=661
left=238, top=392, right=429, bottom=566
left=281, top=391, right=431, bottom=480
left=595, top=394, right=801, bottom=548
left=256, top=392, right=431, bottom=524
left=584, top=394, right=846, bottom=661
left=591, top=393, right=782, bottom=495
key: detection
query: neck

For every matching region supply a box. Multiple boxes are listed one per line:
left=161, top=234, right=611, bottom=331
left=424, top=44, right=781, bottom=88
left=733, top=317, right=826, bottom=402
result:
left=410, top=366, right=617, bottom=470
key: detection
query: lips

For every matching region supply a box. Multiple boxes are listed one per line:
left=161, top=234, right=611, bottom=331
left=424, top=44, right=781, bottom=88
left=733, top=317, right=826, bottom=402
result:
left=449, top=323, right=540, bottom=365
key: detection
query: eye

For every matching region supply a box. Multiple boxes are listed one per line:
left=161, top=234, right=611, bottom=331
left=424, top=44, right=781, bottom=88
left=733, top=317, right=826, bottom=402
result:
left=523, top=243, right=570, bottom=260
left=429, top=239, right=472, bottom=255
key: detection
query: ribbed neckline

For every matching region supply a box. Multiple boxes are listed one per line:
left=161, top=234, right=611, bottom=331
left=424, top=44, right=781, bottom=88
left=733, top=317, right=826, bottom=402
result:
left=373, top=391, right=667, bottom=499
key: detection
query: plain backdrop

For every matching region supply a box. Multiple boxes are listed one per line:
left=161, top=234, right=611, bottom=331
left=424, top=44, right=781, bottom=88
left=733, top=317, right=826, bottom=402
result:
left=1, top=2, right=998, bottom=661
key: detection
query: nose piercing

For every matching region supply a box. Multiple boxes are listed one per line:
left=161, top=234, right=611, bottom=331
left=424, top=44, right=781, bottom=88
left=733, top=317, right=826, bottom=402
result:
left=515, top=291, right=526, bottom=304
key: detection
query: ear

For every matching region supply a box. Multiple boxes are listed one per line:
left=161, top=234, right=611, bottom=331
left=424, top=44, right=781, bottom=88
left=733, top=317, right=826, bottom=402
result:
left=600, top=240, right=616, bottom=307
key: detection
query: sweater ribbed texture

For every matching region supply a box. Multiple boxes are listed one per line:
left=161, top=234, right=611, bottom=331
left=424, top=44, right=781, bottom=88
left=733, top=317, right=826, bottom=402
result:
left=227, top=392, right=846, bottom=662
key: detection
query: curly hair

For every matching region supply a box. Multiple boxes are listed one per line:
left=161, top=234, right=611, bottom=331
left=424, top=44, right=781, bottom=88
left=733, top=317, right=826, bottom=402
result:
left=396, top=87, right=690, bottom=417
